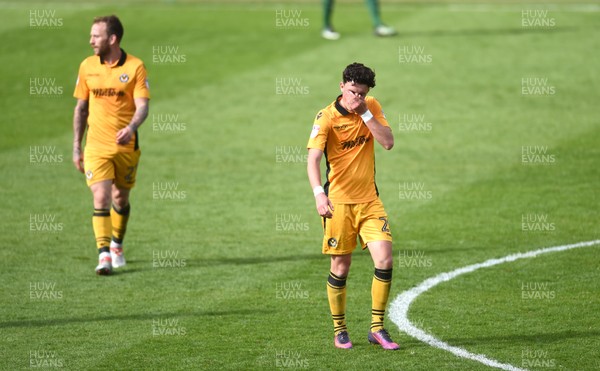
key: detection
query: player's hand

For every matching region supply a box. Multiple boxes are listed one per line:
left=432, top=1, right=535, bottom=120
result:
left=315, top=193, right=334, bottom=218
left=116, top=126, right=134, bottom=145
left=73, top=148, right=84, bottom=173
left=344, top=90, right=367, bottom=115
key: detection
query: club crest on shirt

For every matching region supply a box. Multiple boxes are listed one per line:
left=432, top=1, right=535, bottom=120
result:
left=119, top=73, right=129, bottom=83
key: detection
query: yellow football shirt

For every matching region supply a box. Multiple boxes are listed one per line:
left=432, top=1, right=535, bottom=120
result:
left=74, top=49, right=150, bottom=153
left=307, top=95, right=390, bottom=204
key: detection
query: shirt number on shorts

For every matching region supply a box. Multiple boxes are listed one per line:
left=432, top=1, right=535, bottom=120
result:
left=125, top=165, right=137, bottom=183
left=378, top=217, right=390, bottom=233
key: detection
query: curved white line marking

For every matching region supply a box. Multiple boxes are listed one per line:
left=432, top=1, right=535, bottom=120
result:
left=389, top=240, right=600, bottom=371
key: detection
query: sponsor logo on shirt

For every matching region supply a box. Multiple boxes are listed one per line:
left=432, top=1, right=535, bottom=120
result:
left=340, top=135, right=369, bottom=150
left=91, top=88, right=125, bottom=97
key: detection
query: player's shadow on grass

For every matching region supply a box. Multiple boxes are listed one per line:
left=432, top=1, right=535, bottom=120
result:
left=191, top=253, right=324, bottom=267
left=0, top=308, right=273, bottom=329
left=400, top=26, right=576, bottom=38
left=442, top=329, right=600, bottom=345
left=100, top=254, right=324, bottom=275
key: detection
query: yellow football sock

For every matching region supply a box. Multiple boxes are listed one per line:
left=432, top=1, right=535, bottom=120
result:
left=111, top=203, right=130, bottom=244
left=92, top=208, right=111, bottom=252
left=371, top=268, right=393, bottom=332
left=327, top=272, right=347, bottom=335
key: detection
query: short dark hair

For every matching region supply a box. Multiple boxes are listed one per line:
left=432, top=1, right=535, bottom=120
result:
left=342, top=62, right=376, bottom=88
left=93, top=15, right=124, bottom=43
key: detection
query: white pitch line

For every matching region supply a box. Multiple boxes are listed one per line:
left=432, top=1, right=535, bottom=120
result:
left=389, top=239, right=600, bottom=371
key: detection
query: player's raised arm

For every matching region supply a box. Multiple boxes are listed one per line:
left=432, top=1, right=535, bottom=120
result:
left=72, top=99, right=89, bottom=173
left=307, top=148, right=334, bottom=218
left=362, top=114, right=393, bottom=150
left=348, top=96, right=393, bottom=150
left=340, top=82, right=393, bottom=150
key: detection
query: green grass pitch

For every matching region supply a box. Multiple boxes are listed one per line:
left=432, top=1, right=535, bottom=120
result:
left=1, top=1, right=599, bottom=370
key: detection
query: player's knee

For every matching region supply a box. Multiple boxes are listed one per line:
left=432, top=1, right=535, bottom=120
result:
left=330, top=256, right=351, bottom=277
left=112, top=188, right=130, bottom=208
left=374, top=255, right=393, bottom=270
left=90, top=184, right=109, bottom=205
left=92, top=191, right=111, bottom=209
left=331, top=266, right=350, bottom=277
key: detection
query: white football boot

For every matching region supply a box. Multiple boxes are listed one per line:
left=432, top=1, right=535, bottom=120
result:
left=95, top=252, right=113, bottom=275
left=110, top=241, right=126, bottom=268
left=322, top=28, right=341, bottom=40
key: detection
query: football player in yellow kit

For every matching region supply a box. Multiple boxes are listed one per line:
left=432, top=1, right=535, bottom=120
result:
left=307, top=62, right=398, bottom=350
left=72, top=15, right=150, bottom=275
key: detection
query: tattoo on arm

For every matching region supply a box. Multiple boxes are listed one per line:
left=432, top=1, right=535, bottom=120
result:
left=73, top=101, right=88, bottom=150
left=128, top=100, right=149, bottom=132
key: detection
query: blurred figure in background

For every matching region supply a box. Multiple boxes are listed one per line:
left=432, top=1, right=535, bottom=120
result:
left=322, top=0, right=397, bottom=40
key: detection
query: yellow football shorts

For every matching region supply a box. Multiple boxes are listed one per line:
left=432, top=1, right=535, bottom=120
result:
left=84, top=148, right=141, bottom=189
left=321, top=198, right=392, bottom=255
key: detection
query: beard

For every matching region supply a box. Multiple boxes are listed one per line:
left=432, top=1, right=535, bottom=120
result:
left=94, top=42, right=111, bottom=58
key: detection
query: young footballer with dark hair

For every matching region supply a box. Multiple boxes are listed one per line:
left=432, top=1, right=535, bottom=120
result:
left=307, top=62, right=398, bottom=349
